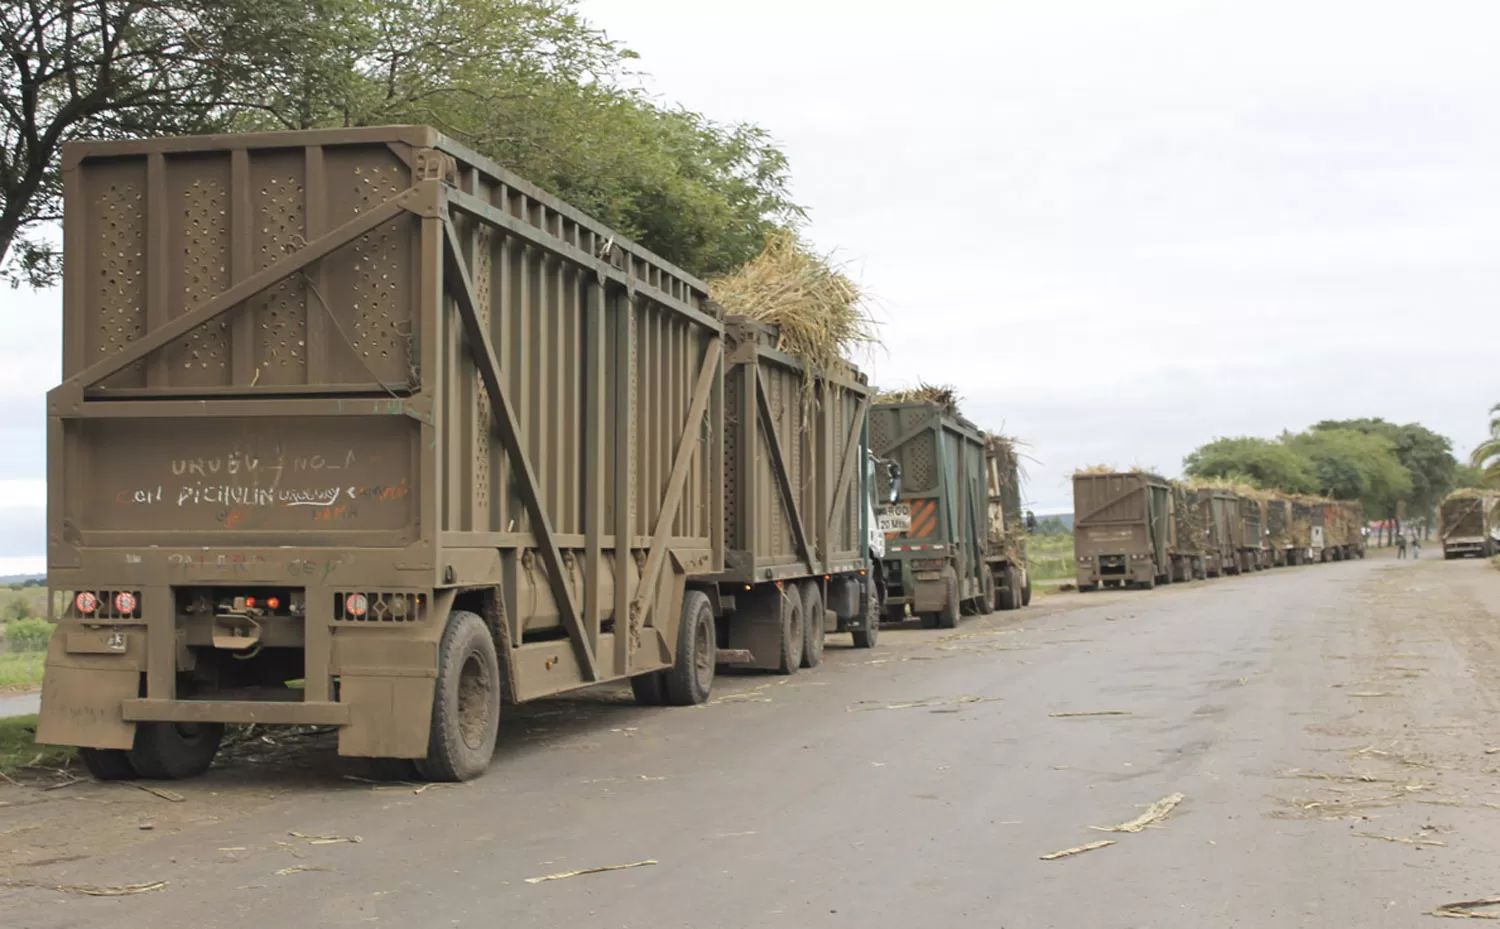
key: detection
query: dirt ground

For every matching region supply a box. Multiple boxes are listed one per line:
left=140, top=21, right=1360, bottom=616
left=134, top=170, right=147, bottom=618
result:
left=2, top=553, right=1499, bottom=927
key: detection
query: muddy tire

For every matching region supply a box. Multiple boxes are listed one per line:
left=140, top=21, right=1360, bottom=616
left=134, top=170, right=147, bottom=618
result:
left=978, top=572, right=996, bottom=615
left=79, top=747, right=136, bottom=781
left=800, top=582, right=825, bottom=669
left=998, top=565, right=1020, bottom=611
left=776, top=586, right=805, bottom=674
left=1022, top=572, right=1033, bottom=606
left=883, top=604, right=906, bottom=625
left=416, top=610, right=500, bottom=783
left=937, top=575, right=960, bottom=629
left=1139, top=576, right=1156, bottom=591
left=128, top=722, right=224, bottom=780
left=630, top=671, right=669, bottom=706
left=851, top=576, right=880, bottom=649
left=920, top=613, right=940, bottom=629
left=665, top=591, right=715, bottom=705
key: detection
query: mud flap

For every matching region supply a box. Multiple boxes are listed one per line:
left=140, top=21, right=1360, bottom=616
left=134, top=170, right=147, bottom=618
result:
left=337, top=676, right=436, bottom=759
left=726, top=584, right=787, bottom=670
left=36, top=665, right=139, bottom=750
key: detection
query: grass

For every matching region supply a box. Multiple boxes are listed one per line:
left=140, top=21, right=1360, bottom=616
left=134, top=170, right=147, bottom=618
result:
left=0, top=715, right=73, bottom=778
left=0, top=651, right=46, bottom=691
left=1028, top=532, right=1076, bottom=582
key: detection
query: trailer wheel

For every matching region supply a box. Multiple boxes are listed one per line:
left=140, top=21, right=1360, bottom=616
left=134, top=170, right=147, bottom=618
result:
left=799, top=582, right=825, bottom=669
left=128, top=722, right=224, bottom=780
left=977, top=572, right=996, bottom=615
left=1139, top=576, right=1155, bottom=591
left=884, top=604, right=907, bottom=626
left=937, top=575, right=960, bottom=629
left=630, top=671, right=669, bottom=706
left=851, top=576, right=880, bottom=649
left=775, top=586, right=805, bottom=674
left=79, top=747, right=136, bottom=781
left=919, top=613, right=940, bottom=629
left=664, top=591, right=716, bottom=705
left=997, top=565, right=1020, bottom=611
left=1021, top=572, right=1033, bottom=606
left=417, top=610, right=500, bottom=782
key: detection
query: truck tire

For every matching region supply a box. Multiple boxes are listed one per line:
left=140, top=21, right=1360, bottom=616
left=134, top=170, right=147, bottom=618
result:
left=998, top=565, right=1019, bottom=611
left=630, top=671, right=668, bottom=706
left=665, top=591, right=716, bottom=705
left=938, top=575, right=960, bottom=629
left=1021, top=572, right=1033, bottom=606
left=884, top=604, right=907, bottom=625
left=79, top=747, right=136, bottom=781
left=851, top=576, right=880, bottom=649
left=776, top=585, right=805, bottom=674
left=920, top=613, right=940, bottom=630
left=128, top=722, right=224, bottom=780
left=978, top=572, right=996, bottom=615
left=416, top=610, right=500, bottom=782
left=799, top=582, right=824, bottom=669
left=1139, top=576, right=1155, bottom=591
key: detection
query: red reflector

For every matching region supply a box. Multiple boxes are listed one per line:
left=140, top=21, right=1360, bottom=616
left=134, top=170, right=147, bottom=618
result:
left=244, top=596, right=257, bottom=609
left=267, top=596, right=281, bottom=610
left=75, top=592, right=98, bottom=614
left=345, top=593, right=369, bottom=617
left=113, top=592, right=137, bottom=614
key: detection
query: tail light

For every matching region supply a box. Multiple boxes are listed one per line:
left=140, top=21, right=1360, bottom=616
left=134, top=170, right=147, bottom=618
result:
left=113, top=592, right=137, bottom=614
left=75, top=592, right=98, bottom=614
left=344, top=593, right=369, bottom=617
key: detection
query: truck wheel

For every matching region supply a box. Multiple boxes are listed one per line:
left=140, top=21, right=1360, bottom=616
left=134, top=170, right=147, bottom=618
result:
left=920, top=613, right=940, bottom=629
left=799, top=582, right=824, bottom=669
left=630, top=671, right=668, bottom=706
left=884, top=604, right=907, bottom=625
left=417, top=610, right=500, bottom=782
left=665, top=591, right=716, bottom=705
left=998, top=565, right=1020, bottom=611
left=938, top=576, right=960, bottom=629
left=978, top=572, right=996, bottom=615
left=851, top=576, right=880, bottom=649
left=776, top=586, right=805, bottom=674
left=128, top=722, right=224, bottom=780
left=1021, top=572, right=1033, bottom=606
left=79, top=747, right=136, bottom=781
left=1139, top=576, right=1156, bottom=591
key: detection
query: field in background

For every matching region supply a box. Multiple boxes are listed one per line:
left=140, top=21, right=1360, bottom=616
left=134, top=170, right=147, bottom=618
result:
left=1028, top=531, right=1075, bottom=582
left=0, top=584, right=52, bottom=691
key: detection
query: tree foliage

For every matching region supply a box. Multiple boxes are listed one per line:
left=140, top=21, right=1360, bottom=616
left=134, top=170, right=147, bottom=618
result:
left=0, top=0, right=801, bottom=287
left=1312, top=418, right=1457, bottom=515
left=1182, top=436, right=1316, bottom=493
left=1285, top=428, right=1411, bottom=514
left=1471, top=403, right=1500, bottom=489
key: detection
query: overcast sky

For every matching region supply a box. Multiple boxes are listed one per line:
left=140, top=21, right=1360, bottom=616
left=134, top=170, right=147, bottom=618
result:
left=4, top=1, right=1498, bottom=571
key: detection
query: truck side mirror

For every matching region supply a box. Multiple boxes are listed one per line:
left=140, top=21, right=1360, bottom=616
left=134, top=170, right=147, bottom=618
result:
left=1025, top=511, right=1037, bottom=532
left=886, top=462, right=902, bottom=504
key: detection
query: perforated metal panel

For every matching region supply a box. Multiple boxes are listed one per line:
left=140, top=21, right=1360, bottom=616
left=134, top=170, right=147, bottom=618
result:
left=251, top=168, right=307, bottom=384
left=170, top=178, right=230, bottom=384
left=92, top=182, right=147, bottom=389
left=473, top=227, right=493, bottom=516
left=348, top=164, right=411, bottom=385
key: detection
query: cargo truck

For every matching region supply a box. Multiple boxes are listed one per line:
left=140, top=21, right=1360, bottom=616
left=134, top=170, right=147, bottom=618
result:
left=869, top=402, right=991, bottom=627
left=1191, top=486, right=1237, bottom=577
left=1168, top=482, right=1208, bottom=582
left=1235, top=495, right=1266, bottom=573
left=1439, top=490, right=1499, bottom=559
left=37, top=125, right=885, bottom=783
left=1073, top=471, right=1172, bottom=590
left=984, top=435, right=1032, bottom=610
left=1263, top=496, right=1292, bottom=567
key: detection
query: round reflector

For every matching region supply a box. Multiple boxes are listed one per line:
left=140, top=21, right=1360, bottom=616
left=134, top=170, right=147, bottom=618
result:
left=345, top=593, right=369, bottom=617
left=267, top=596, right=281, bottom=610
left=245, top=596, right=257, bottom=609
left=113, top=591, right=137, bottom=614
left=74, top=591, right=98, bottom=614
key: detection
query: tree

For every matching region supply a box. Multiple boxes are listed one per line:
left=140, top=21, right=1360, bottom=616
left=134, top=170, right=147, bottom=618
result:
left=0, top=0, right=338, bottom=287
left=1286, top=428, right=1411, bottom=515
left=1471, top=403, right=1500, bottom=489
left=1, top=1, right=803, bottom=287
left=1313, top=418, right=1459, bottom=519
left=1182, top=437, right=1317, bottom=493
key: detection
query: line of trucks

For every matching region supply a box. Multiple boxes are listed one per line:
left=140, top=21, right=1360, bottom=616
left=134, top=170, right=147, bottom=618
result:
left=1438, top=489, right=1500, bottom=559
left=1072, top=471, right=1367, bottom=591
left=36, top=125, right=1032, bottom=783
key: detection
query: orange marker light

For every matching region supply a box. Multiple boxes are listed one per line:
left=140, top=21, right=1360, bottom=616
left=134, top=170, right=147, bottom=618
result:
left=245, top=596, right=257, bottom=609
left=267, top=596, right=281, bottom=610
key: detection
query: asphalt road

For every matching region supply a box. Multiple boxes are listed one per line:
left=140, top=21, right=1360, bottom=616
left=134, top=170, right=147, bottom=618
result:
left=0, top=689, right=40, bottom=719
left=5, top=554, right=1500, bottom=927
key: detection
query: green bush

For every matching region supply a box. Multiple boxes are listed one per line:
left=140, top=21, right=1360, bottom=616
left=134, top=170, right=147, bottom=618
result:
left=4, top=618, right=55, bottom=652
